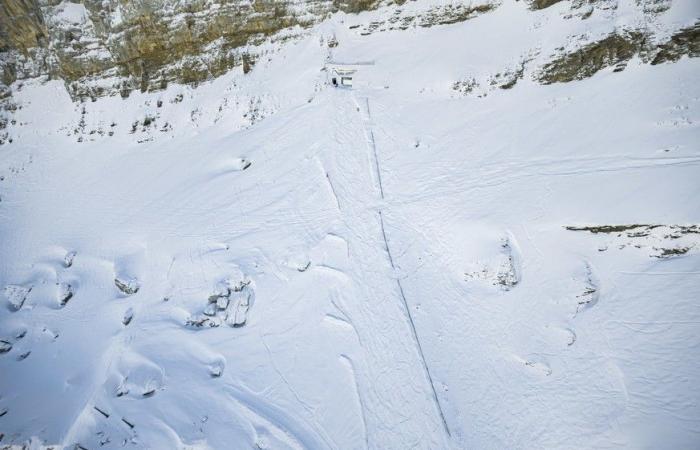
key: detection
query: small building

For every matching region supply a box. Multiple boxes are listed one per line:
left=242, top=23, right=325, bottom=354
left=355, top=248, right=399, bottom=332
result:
left=325, top=61, right=373, bottom=89
left=330, top=67, right=356, bottom=88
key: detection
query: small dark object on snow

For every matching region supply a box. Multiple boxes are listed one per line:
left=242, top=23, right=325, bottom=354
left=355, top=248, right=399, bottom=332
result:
left=59, top=284, right=74, bottom=307
left=122, top=308, right=134, bottom=326
left=115, top=277, right=140, bottom=295
left=64, top=251, right=77, bottom=268
left=0, top=340, right=11, bottom=353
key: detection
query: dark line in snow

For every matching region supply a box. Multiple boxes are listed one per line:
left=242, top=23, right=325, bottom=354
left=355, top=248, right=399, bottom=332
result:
left=369, top=130, right=385, bottom=199
left=360, top=96, right=384, bottom=199
left=325, top=172, right=341, bottom=210
left=94, top=406, right=109, bottom=418
left=378, top=211, right=451, bottom=437
left=378, top=212, right=396, bottom=270
left=358, top=94, right=451, bottom=438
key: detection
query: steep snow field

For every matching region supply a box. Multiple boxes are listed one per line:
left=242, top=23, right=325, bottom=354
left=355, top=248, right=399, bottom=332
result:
left=1, top=0, right=699, bottom=448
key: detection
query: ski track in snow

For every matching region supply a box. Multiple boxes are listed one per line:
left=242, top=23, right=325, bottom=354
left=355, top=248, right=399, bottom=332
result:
left=356, top=92, right=452, bottom=438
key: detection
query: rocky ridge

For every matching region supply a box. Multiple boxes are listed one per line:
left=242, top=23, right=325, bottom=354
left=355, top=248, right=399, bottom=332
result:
left=0, top=0, right=697, bottom=148
left=0, top=0, right=385, bottom=100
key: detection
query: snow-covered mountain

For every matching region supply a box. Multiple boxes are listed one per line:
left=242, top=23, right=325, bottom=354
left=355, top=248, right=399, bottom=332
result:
left=0, top=0, right=699, bottom=448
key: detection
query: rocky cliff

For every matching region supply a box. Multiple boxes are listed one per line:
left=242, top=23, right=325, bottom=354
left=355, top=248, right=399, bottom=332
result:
left=0, top=0, right=384, bottom=100
left=0, top=0, right=697, bottom=148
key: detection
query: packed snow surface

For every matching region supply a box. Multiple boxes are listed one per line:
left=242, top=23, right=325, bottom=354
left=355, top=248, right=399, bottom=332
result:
left=1, top=0, right=699, bottom=448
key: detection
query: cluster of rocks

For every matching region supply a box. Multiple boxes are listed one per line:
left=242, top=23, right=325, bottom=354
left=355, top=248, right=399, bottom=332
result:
left=566, top=223, right=700, bottom=259
left=186, top=276, right=255, bottom=329
left=464, top=237, right=521, bottom=291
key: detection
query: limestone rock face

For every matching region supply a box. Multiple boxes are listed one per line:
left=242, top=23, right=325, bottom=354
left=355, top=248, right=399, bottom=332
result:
left=538, top=23, right=700, bottom=84
left=0, top=0, right=382, bottom=99
left=1, top=0, right=696, bottom=102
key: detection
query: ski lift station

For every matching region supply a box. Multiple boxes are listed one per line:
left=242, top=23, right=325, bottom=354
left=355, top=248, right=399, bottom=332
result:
left=326, top=61, right=374, bottom=89
left=331, top=67, right=356, bottom=87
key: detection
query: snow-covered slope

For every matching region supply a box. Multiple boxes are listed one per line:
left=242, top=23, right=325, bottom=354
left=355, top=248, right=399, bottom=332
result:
left=1, top=0, right=699, bottom=448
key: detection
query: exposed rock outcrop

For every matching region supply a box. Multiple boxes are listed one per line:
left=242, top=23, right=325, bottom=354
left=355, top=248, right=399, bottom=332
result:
left=538, top=23, right=700, bottom=84
left=647, top=22, right=700, bottom=65
left=0, top=0, right=388, bottom=100
left=538, top=31, right=647, bottom=84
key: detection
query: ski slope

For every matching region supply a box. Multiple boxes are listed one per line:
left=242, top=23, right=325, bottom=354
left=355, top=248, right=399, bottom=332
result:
left=1, top=0, right=699, bottom=448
